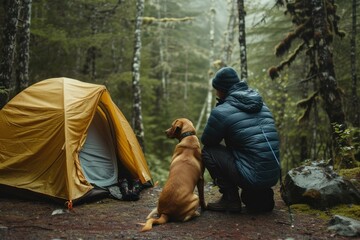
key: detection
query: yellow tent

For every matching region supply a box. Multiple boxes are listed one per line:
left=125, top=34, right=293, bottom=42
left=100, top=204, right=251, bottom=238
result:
left=0, top=77, right=152, bottom=204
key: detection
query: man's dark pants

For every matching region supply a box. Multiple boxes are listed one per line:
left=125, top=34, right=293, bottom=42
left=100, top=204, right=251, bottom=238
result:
left=202, top=145, right=275, bottom=212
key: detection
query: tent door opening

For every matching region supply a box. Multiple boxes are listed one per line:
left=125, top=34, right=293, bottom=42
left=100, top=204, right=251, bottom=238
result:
left=79, top=110, right=118, bottom=188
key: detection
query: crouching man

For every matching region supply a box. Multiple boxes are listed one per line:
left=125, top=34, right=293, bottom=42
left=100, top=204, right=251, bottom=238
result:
left=201, top=67, right=280, bottom=213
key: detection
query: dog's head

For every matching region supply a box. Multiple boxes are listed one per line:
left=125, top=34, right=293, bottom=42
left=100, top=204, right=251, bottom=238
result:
left=165, top=118, right=196, bottom=140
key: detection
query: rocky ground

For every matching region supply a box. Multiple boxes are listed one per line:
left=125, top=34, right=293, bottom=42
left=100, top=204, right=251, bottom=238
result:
left=0, top=184, right=352, bottom=240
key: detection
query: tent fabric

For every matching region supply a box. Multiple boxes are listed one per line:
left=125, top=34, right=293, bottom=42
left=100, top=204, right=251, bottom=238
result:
left=0, top=77, right=152, bottom=202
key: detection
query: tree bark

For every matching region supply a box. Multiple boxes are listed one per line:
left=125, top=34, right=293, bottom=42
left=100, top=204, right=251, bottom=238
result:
left=132, top=0, right=145, bottom=151
left=300, top=61, right=309, bottom=162
left=311, top=0, right=354, bottom=167
left=206, top=0, right=216, bottom=120
left=350, top=0, right=359, bottom=127
left=312, top=0, right=343, bottom=123
left=0, top=0, right=19, bottom=109
left=16, top=0, right=32, bottom=93
left=157, top=0, right=167, bottom=99
left=237, top=0, right=248, bottom=81
left=223, top=0, right=237, bottom=65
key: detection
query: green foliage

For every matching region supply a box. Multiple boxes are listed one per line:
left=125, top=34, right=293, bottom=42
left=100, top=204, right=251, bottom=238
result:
left=30, top=23, right=70, bottom=50
left=333, top=123, right=360, bottom=167
left=144, top=153, right=172, bottom=185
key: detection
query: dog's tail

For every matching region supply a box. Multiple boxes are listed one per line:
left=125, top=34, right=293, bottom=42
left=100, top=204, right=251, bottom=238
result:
left=141, top=214, right=169, bottom=232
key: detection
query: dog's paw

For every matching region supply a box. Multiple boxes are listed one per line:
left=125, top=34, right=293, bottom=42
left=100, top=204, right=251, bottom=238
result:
left=194, top=211, right=201, bottom=217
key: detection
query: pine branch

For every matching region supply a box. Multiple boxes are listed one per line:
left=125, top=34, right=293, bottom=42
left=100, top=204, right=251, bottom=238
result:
left=142, top=17, right=194, bottom=25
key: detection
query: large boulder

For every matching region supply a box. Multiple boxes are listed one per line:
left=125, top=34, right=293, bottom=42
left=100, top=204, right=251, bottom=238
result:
left=281, top=164, right=360, bottom=209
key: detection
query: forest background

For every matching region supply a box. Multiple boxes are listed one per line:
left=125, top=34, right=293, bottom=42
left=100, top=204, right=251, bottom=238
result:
left=0, top=0, right=359, bottom=185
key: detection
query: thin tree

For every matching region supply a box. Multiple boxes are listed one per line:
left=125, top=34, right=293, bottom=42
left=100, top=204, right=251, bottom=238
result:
left=0, top=0, right=19, bottom=109
left=299, top=60, right=309, bottom=162
left=223, top=0, right=237, bottom=65
left=206, top=0, right=216, bottom=119
left=350, top=0, right=359, bottom=127
left=16, top=0, right=32, bottom=93
left=132, top=0, right=145, bottom=150
left=156, top=0, right=168, bottom=99
left=196, top=0, right=216, bottom=130
left=237, top=0, right=248, bottom=81
left=83, top=6, right=99, bottom=82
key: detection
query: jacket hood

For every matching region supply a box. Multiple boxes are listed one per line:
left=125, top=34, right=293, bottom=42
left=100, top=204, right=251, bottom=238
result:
left=225, top=81, right=263, bottom=113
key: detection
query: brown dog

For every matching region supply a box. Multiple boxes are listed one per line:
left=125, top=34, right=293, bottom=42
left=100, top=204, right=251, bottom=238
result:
left=141, top=118, right=206, bottom=232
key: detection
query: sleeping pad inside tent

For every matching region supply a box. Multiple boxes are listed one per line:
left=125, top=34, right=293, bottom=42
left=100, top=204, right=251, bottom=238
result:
left=0, top=77, right=153, bottom=206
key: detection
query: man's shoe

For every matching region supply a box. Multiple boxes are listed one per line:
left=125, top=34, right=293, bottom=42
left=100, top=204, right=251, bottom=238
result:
left=241, top=188, right=275, bottom=213
left=207, top=195, right=242, bottom=212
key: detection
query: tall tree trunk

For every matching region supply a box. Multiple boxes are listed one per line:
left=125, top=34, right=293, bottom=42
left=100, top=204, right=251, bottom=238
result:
left=132, top=0, right=145, bottom=151
left=16, top=0, right=32, bottom=94
left=350, top=0, right=359, bottom=127
left=307, top=49, right=321, bottom=160
left=157, top=0, right=167, bottom=99
left=111, top=38, right=117, bottom=73
left=83, top=46, right=97, bottom=81
left=0, top=0, right=19, bottom=109
left=197, top=0, right=216, bottom=130
left=152, top=0, right=164, bottom=116
left=206, top=0, right=216, bottom=120
left=89, top=11, right=98, bottom=82
left=311, top=0, right=354, bottom=168
left=223, top=0, right=237, bottom=65
left=300, top=62, right=309, bottom=162
left=157, top=0, right=170, bottom=101
left=196, top=100, right=207, bottom=132
left=312, top=79, right=320, bottom=160
left=237, top=0, right=248, bottom=81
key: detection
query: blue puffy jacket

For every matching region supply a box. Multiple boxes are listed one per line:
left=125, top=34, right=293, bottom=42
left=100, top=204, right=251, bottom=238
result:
left=201, top=81, right=280, bottom=188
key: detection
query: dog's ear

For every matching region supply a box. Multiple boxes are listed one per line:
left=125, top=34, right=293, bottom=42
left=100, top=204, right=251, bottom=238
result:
left=173, top=120, right=183, bottom=133
left=174, top=126, right=182, bottom=135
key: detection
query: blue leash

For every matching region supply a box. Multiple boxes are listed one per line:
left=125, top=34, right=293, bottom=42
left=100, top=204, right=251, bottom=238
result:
left=260, top=125, right=294, bottom=227
left=261, top=127, right=280, bottom=167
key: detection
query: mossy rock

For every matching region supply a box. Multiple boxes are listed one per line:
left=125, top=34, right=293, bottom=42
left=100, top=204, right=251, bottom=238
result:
left=291, top=203, right=360, bottom=221
left=339, top=166, right=360, bottom=180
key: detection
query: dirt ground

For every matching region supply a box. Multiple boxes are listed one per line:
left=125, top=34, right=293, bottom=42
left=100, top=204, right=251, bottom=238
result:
left=0, top=183, right=350, bottom=240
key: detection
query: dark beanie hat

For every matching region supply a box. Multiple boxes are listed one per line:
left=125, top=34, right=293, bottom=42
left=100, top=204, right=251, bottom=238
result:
left=212, top=67, right=240, bottom=92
